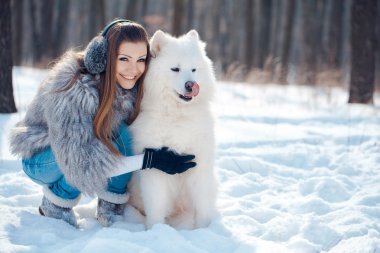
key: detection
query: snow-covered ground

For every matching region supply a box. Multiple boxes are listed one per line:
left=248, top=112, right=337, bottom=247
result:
left=0, top=67, right=379, bottom=253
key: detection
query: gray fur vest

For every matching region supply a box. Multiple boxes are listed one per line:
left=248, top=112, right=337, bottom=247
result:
left=9, top=54, right=136, bottom=195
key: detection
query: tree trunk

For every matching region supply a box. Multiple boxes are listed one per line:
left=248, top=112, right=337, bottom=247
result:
left=53, top=0, right=70, bottom=58
left=245, top=0, right=254, bottom=70
left=211, top=0, right=223, bottom=67
left=172, top=0, right=184, bottom=36
left=140, top=0, right=149, bottom=25
left=40, top=0, right=54, bottom=64
left=0, top=0, right=17, bottom=113
left=258, top=0, right=272, bottom=69
left=29, top=0, right=47, bottom=65
left=268, top=0, right=281, bottom=65
left=327, top=0, right=344, bottom=69
left=376, top=1, right=380, bottom=90
left=299, top=0, right=318, bottom=85
left=187, top=0, right=194, bottom=29
left=265, top=0, right=281, bottom=79
left=348, top=0, right=377, bottom=104
left=276, top=0, right=295, bottom=84
left=11, top=0, right=24, bottom=66
left=89, top=0, right=105, bottom=39
left=126, top=0, right=139, bottom=21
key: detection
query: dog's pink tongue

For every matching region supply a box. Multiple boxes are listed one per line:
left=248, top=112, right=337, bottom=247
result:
left=186, top=82, right=200, bottom=97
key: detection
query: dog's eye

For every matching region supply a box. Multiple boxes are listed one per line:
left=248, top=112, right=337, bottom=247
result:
left=171, top=67, right=180, bottom=72
left=192, top=68, right=196, bottom=72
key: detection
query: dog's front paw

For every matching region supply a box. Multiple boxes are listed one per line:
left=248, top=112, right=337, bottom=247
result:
left=145, top=215, right=166, bottom=230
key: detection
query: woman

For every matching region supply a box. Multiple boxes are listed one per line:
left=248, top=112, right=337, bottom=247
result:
left=9, top=19, right=196, bottom=228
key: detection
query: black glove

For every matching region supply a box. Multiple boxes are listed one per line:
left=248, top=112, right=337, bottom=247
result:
left=142, top=147, right=196, bottom=175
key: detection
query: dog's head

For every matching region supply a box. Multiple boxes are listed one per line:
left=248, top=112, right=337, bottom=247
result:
left=143, top=30, right=215, bottom=106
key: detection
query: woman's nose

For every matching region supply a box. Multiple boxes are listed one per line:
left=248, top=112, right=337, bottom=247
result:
left=127, top=62, right=139, bottom=74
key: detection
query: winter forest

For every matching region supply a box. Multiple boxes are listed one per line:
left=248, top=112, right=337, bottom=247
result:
left=1, top=1, right=380, bottom=252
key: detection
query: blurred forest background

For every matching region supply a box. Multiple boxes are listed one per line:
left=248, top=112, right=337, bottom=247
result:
left=0, top=0, right=379, bottom=113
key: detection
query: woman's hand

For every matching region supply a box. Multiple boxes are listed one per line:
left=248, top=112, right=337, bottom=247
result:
left=142, top=147, right=196, bottom=174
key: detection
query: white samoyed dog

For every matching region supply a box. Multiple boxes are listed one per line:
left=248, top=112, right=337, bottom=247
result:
left=128, top=30, right=218, bottom=229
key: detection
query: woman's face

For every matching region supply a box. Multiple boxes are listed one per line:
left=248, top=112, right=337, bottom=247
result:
left=116, top=41, right=147, bottom=90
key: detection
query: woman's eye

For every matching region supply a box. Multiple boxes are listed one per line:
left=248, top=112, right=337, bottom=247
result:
left=171, top=67, right=180, bottom=72
left=138, top=59, right=146, bottom=63
left=119, top=57, right=128, bottom=62
left=192, top=68, right=196, bottom=72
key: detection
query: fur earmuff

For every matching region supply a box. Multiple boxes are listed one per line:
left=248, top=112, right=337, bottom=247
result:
left=83, top=19, right=131, bottom=74
left=83, top=36, right=108, bottom=74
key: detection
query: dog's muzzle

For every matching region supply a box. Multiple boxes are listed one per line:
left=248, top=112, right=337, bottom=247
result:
left=179, top=81, right=200, bottom=102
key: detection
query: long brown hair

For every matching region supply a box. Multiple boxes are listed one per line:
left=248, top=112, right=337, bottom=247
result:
left=94, top=21, right=150, bottom=155
left=56, top=21, right=150, bottom=155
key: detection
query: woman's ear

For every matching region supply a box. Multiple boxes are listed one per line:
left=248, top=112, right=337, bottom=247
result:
left=150, top=30, right=168, bottom=56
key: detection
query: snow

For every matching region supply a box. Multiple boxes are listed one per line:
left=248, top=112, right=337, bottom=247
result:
left=1, top=67, right=380, bottom=252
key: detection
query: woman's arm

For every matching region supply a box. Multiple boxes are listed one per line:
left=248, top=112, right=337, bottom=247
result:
left=108, top=147, right=196, bottom=177
left=44, top=78, right=118, bottom=195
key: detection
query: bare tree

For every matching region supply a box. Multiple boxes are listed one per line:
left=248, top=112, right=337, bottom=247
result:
left=126, top=0, right=139, bottom=21
left=263, top=0, right=282, bottom=80
left=187, top=0, right=194, bottom=29
left=244, top=0, right=254, bottom=70
left=257, top=0, right=272, bottom=69
left=298, top=0, right=318, bottom=85
left=268, top=0, right=281, bottom=69
left=325, top=0, right=344, bottom=70
left=11, top=0, right=24, bottom=66
left=172, top=0, right=185, bottom=36
left=41, top=0, right=54, bottom=63
left=8, top=0, right=374, bottom=87
left=349, top=0, right=377, bottom=104
left=53, top=0, right=70, bottom=58
left=0, top=0, right=17, bottom=113
left=89, top=0, right=106, bottom=38
left=139, top=0, right=149, bottom=25
left=275, top=0, right=295, bottom=84
left=210, top=0, right=223, bottom=69
left=29, top=0, right=41, bottom=63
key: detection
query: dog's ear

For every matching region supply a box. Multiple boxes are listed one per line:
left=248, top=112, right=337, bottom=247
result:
left=186, top=30, right=199, bottom=41
left=150, top=30, right=168, bottom=56
left=186, top=29, right=206, bottom=51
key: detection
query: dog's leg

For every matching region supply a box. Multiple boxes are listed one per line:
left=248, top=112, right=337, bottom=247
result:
left=140, top=171, right=170, bottom=229
left=187, top=168, right=218, bottom=228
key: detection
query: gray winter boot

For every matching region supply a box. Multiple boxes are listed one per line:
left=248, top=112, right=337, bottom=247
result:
left=96, top=199, right=126, bottom=227
left=39, top=196, right=78, bottom=227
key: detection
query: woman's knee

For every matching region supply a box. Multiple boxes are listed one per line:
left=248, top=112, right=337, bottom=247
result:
left=22, top=148, right=63, bottom=185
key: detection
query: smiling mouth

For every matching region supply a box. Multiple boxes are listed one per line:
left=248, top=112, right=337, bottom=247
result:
left=120, top=74, right=136, bottom=80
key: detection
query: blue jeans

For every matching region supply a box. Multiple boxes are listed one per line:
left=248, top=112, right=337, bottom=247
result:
left=22, top=122, right=133, bottom=200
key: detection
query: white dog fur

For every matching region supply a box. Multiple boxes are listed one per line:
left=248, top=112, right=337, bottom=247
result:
left=128, top=30, right=218, bottom=229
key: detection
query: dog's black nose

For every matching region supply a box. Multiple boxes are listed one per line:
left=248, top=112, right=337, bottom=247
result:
left=185, top=81, right=195, bottom=92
